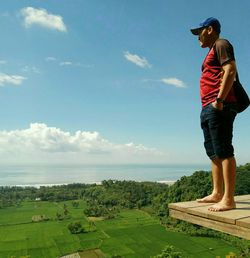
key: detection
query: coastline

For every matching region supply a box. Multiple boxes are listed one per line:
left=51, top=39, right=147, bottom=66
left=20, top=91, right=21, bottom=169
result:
left=1, top=180, right=177, bottom=188
left=156, top=180, right=176, bottom=185
left=0, top=163, right=209, bottom=187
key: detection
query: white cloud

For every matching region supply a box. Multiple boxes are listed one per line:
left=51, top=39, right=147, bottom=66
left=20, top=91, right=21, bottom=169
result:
left=161, top=77, right=186, bottom=88
left=124, top=51, right=151, bottom=68
left=46, top=57, right=93, bottom=68
left=59, top=61, right=93, bottom=68
left=0, top=73, right=27, bottom=86
left=0, top=123, right=165, bottom=164
left=0, top=60, right=7, bottom=65
left=46, top=56, right=57, bottom=62
left=22, top=66, right=41, bottom=74
left=20, top=7, right=67, bottom=32
left=60, top=61, right=73, bottom=66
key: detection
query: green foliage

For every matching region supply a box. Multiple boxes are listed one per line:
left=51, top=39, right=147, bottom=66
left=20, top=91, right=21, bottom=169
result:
left=0, top=183, right=90, bottom=206
left=32, top=214, right=50, bottom=222
left=0, top=197, right=242, bottom=257
left=67, top=221, right=86, bottom=234
left=0, top=163, right=249, bottom=257
left=167, top=170, right=212, bottom=203
left=10, top=256, right=31, bottom=258
left=56, top=211, right=64, bottom=220
left=235, top=163, right=250, bottom=195
left=1, top=163, right=249, bottom=211
left=83, top=180, right=168, bottom=219
left=72, top=200, right=80, bottom=208
left=166, top=163, right=250, bottom=205
left=151, top=245, right=182, bottom=258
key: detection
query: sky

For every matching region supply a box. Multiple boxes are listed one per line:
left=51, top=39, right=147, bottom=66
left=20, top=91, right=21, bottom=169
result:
left=0, top=0, right=249, bottom=166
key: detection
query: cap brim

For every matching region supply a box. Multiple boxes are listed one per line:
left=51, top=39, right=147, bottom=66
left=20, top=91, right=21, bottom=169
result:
left=190, top=28, right=201, bottom=35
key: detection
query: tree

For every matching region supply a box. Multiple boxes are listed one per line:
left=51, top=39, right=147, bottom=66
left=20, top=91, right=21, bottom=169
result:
left=88, top=220, right=96, bottom=231
left=152, top=245, right=182, bottom=258
left=68, top=221, right=85, bottom=234
left=56, top=212, right=64, bottom=221
left=72, top=200, right=80, bottom=208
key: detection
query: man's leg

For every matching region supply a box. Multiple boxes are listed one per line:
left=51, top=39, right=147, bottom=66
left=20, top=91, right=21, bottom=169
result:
left=208, top=156, right=236, bottom=211
left=197, top=158, right=223, bottom=203
left=198, top=106, right=224, bottom=203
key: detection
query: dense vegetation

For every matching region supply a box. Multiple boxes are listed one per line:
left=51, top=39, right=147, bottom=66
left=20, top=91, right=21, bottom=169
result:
left=0, top=163, right=250, bottom=257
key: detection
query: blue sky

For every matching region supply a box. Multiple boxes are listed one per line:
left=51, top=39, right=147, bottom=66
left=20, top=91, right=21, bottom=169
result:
left=0, top=0, right=249, bottom=165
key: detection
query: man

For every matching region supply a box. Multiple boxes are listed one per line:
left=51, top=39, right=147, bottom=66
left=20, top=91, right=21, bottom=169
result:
left=191, top=17, right=238, bottom=211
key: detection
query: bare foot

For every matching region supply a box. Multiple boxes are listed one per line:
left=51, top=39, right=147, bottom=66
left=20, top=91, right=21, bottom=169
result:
left=208, top=200, right=236, bottom=212
left=196, top=193, right=222, bottom=203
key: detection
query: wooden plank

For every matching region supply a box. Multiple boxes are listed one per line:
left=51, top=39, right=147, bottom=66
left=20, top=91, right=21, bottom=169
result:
left=168, top=195, right=250, bottom=213
left=237, top=217, right=250, bottom=229
left=168, top=201, right=210, bottom=212
left=168, top=195, right=250, bottom=240
left=186, top=201, right=250, bottom=225
left=234, top=195, right=250, bottom=201
left=169, top=209, right=250, bottom=240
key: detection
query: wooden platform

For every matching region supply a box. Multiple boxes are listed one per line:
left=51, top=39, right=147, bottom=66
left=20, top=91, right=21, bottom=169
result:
left=169, top=195, right=250, bottom=240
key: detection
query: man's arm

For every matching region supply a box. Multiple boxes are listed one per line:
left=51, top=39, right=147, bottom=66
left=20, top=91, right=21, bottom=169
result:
left=213, top=60, right=237, bottom=110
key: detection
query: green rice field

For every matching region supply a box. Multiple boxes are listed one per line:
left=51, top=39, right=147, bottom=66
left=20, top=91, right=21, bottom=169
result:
left=0, top=201, right=239, bottom=258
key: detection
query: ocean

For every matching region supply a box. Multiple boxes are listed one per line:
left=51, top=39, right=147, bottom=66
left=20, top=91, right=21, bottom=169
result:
left=0, top=164, right=210, bottom=187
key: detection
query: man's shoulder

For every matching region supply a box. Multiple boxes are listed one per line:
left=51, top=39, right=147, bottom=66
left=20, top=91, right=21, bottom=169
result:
left=214, top=38, right=235, bottom=65
left=215, top=38, right=233, bottom=48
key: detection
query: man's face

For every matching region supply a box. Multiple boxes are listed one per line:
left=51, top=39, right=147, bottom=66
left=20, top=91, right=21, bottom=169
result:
left=198, top=27, right=211, bottom=48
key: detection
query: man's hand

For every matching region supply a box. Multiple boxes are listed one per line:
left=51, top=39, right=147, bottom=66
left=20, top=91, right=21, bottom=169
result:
left=212, top=101, right=223, bottom=110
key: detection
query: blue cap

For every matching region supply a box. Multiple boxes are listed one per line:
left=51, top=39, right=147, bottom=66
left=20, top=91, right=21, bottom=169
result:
left=191, top=17, right=221, bottom=35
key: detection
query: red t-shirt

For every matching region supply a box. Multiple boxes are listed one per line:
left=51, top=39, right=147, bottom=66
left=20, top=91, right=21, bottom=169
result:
left=200, top=39, right=237, bottom=107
